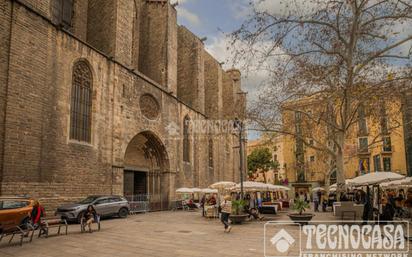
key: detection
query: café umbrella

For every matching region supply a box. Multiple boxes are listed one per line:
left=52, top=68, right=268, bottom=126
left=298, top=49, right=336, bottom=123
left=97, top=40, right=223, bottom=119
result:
left=209, top=181, right=236, bottom=190
left=348, top=172, right=405, bottom=186
left=312, top=187, right=325, bottom=192
left=201, top=188, right=218, bottom=194
left=232, top=181, right=269, bottom=192
left=176, top=187, right=193, bottom=193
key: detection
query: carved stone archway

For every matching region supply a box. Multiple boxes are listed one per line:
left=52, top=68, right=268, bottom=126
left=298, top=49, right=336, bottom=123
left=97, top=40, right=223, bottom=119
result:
left=123, top=131, right=170, bottom=211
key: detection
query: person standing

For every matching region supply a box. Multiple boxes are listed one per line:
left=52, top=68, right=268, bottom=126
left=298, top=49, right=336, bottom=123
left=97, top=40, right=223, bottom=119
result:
left=200, top=194, right=206, bottom=217
left=220, top=195, right=232, bottom=233
left=313, top=190, right=319, bottom=212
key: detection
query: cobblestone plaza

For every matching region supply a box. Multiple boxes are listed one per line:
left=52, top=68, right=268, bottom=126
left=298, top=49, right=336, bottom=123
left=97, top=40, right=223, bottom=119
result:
left=1, top=210, right=411, bottom=257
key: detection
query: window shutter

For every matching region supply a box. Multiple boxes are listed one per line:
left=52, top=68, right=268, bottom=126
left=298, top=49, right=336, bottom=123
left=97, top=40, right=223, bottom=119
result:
left=62, top=0, right=73, bottom=27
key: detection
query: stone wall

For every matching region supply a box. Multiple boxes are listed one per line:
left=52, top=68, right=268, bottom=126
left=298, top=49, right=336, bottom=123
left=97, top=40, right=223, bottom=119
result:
left=139, top=0, right=169, bottom=87
left=87, top=0, right=117, bottom=57
left=71, top=0, right=88, bottom=40
left=0, top=0, right=245, bottom=212
left=0, top=0, right=12, bottom=193
left=204, top=51, right=223, bottom=119
left=177, top=26, right=205, bottom=113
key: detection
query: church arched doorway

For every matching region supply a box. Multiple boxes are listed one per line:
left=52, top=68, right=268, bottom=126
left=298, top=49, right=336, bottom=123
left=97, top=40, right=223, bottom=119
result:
left=123, top=131, right=170, bottom=211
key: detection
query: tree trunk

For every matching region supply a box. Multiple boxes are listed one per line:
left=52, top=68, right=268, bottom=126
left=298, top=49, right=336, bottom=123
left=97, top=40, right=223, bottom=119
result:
left=335, top=131, right=346, bottom=199
left=262, top=170, right=267, bottom=184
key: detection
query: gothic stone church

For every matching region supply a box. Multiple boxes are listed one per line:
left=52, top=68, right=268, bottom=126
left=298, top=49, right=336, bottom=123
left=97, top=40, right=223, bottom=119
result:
left=0, top=0, right=246, bottom=210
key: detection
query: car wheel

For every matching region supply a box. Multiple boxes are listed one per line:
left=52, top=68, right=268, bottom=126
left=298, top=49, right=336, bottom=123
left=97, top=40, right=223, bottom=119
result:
left=118, top=207, right=128, bottom=218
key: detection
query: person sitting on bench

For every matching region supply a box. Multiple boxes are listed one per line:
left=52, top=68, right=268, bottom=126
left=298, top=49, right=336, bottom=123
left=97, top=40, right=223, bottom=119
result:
left=29, top=201, right=45, bottom=229
left=84, top=205, right=97, bottom=233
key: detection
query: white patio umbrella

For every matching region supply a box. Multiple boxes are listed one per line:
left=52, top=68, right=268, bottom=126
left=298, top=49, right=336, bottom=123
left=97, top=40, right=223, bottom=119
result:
left=209, top=181, right=236, bottom=190
left=348, top=172, right=405, bottom=187
left=381, top=177, right=412, bottom=187
left=266, top=184, right=281, bottom=191
left=401, top=177, right=412, bottom=185
left=191, top=188, right=202, bottom=193
left=312, top=187, right=325, bottom=192
left=176, top=187, right=193, bottom=193
left=232, top=181, right=269, bottom=192
left=272, top=185, right=291, bottom=191
left=201, top=188, right=218, bottom=194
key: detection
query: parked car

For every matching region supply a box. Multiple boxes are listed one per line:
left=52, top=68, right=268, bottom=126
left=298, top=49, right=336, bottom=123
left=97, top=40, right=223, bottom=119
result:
left=55, top=195, right=130, bottom=223
left=0, top=197, right=35, bottom=233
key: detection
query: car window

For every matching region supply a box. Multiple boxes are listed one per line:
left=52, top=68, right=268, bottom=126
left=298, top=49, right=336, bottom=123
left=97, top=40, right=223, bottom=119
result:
left=94, top=198, right=109, bottom=205
left=109, top=197, right=123, bottom=203
left=0, top=200, right=29, bottom=210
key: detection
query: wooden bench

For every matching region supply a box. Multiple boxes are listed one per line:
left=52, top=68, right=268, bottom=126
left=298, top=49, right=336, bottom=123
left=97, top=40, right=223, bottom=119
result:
left=80, top=215, right=101, bottom=233
left=38, top=217, right=68, bottom=238
left=0, top=224, right=35, bottom=246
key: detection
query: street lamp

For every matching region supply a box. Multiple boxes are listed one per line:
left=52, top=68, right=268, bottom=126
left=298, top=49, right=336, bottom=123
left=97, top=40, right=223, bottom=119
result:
left=234, top=118, right=245, bottom=199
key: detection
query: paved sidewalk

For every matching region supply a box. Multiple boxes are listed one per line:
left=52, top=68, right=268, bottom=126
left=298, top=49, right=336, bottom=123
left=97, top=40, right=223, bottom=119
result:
left=0, top=210, right=410, bottom=257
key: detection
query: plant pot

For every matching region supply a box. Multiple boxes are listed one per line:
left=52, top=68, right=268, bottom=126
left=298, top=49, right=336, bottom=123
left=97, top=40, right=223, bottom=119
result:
left=287, top=213, right=314, bottom=225
left=230, top=214, right=249, bottom=224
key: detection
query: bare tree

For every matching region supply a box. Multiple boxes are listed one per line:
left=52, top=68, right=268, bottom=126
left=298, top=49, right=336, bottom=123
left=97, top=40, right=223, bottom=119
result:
left=232, top=0, right=412, bottom=192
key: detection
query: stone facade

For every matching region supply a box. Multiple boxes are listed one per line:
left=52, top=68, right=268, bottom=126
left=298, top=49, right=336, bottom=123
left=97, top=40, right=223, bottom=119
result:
left=0, top=0, right=246, bottom=212
left=280, top=98, right=407, bottom=196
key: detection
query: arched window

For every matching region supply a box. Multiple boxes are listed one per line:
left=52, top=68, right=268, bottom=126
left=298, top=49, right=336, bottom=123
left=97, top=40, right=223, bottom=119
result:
left=70, top=60, right=92, bottom=143
left=183, top=115, right=190, bottom=162
left=208, top=138, right=214, bottom=168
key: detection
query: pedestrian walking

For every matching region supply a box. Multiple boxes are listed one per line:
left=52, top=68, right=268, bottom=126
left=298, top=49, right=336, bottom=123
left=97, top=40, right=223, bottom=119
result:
left=313, top=190, right=319, bottom=212
left=220, top=195, right=232, bottom=233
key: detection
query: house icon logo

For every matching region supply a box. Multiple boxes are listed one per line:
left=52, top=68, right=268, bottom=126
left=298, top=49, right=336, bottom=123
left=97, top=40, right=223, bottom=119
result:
left=270, top=229, right=295, bottom=253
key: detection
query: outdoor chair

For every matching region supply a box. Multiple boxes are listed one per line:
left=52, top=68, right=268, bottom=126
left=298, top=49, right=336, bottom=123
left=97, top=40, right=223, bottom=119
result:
left=334, top=201, right=364, bottom=220
left=205, top=206, right=218, bottom=218
left=182, top=200, right=190, bottom=211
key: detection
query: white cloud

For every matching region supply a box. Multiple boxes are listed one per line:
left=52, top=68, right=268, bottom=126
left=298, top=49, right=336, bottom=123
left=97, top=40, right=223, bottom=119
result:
left=253, top=0, right=323, bottom=17
left=176, top=7, right=201, bottom=26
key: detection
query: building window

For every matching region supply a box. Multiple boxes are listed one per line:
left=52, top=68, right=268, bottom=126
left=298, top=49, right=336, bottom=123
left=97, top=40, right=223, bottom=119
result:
left=309, top=139, right=314, bottom=145
left=373, top=155, right=382, bottom=172
left=383, top=136, right=392, bottom=152
left=208, top=138, right=213, bottom=168
left=380, top=102, right=389, bottom=135
left=70, top=60, right=92, bottom=143
left=383, top=157, right=391, bottom=171
left=358, top=137, right=369, bottom=152
left=273, top=154, right=278, bottom=161
left=183, top=115, right=190, bottom=162
left=359, top=158, right=370, bottom=174
left=358, top=105, right=368, bottom=136
left=310, top=156, right=315, bottom=162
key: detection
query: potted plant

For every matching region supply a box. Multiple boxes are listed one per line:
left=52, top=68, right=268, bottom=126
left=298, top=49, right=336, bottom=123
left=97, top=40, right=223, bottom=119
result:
left=287, top=199, right=314, bottom=225
left=230, top=199, right=249, bottom=224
